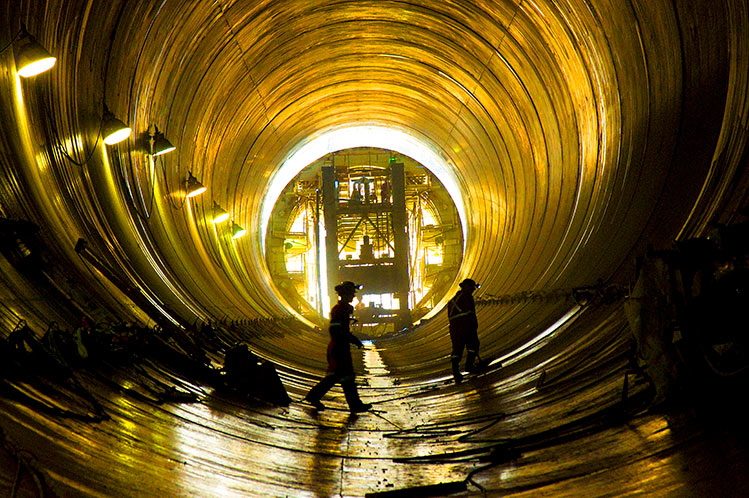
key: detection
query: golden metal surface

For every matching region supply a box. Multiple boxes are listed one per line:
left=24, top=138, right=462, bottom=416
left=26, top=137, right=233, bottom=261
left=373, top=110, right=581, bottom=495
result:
left=1, top=0, right=749, bottom=495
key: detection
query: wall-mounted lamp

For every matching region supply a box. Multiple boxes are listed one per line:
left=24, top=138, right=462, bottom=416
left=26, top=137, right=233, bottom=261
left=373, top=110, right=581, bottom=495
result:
left=231, top=223, right=247, bottom=239
left=101, top=110, right=131, bottom=145
left=148, top=125, right=175, bottom=156
left=186, top=172, right=207, bottom=198
left=14, top=27, right=56, bottom=78
left=212, top=203, right=230, bottom=224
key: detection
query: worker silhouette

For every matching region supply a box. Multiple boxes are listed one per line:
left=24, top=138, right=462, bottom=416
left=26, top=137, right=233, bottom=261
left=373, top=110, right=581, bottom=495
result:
left=380, top=179, right=391, bottom=204
left=304, top=281, right=372, bottom=413
left=350, top=182, right=363, bottom=205
left=448, top=278, right=480, bottom=383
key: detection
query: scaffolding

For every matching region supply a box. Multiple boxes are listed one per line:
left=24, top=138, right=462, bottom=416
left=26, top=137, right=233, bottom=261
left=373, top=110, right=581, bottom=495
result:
left=323, top=161, right=411, bottom=330
left=265, top=148, right=462, bottom=335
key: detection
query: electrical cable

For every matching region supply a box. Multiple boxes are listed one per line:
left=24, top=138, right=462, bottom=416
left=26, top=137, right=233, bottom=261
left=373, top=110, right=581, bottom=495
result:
left=0, top=378, right=108, bottom=423
left=158, top=154, right=188, bottom=210
left=1, top=427, right=46, bottom=497
left=75, top=251, right=135, bottom=311
left=109, top=141, right=154, bottom=221
left=11, top=452, right=23, bottom=497
left=34, top=87, right=104, bottom=167
left=476, top=283, right=628, bottom=307
left=56, top=125, right=102, bottom=167
left=0, top=30, right=21, bottom=54
left=141, top=155, right=157, bottom=216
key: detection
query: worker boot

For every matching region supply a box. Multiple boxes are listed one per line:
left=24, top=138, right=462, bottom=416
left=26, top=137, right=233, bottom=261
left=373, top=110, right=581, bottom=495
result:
left=465, top=351, right=477, bottom=373
left=451, top=358, right=463, bottom=384
left=303, top=395, right=325, bottom=410
left=342, top=376, right=371, bottom=413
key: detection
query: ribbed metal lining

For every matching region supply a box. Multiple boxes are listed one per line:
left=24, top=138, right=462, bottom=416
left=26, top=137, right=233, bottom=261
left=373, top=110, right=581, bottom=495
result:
left=1, top=0, right=749, bottom=494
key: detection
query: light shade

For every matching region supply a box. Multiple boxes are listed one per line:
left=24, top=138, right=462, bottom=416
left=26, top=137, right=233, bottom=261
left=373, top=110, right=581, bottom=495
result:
left=15, top=34, right=56, bottom=77
left=186, top=173, right=207, bottom=198
left=232, top=223, right=247, bottom=239
left=102, top=114, right=131, bottom=145
left=212, top=205, right=230, bottom=224
left=151, top=132, right=176, bottom=156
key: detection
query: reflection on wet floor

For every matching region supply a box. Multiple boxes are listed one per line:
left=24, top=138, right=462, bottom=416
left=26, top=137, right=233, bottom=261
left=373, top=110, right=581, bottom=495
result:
left=361, top=342, right=397, bottom=390
left=1, top=304, right=748, bottom=496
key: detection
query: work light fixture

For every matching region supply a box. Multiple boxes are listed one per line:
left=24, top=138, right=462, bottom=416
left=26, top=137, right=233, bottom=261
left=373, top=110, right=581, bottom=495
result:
left=212, top=202, right=230, bottom=224
left=186, top=172, right=207, bottom=198
left=14, top=26, right=56, bottom=78
left=148, top=124, right=175, bottom=156
left=101, top=110, right=131, bottom=145
left=231, top=223, right=247, bottom=239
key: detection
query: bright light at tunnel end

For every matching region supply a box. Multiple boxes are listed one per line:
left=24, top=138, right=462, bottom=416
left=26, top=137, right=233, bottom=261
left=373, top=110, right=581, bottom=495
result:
left=260, top=125, right=468, bottom=255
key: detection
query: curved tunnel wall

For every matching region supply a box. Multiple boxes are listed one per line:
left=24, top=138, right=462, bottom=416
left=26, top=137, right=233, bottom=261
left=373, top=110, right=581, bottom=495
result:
left=1, top=0, right=749, bottom=493
left=3, top=0, right=747, bottom=357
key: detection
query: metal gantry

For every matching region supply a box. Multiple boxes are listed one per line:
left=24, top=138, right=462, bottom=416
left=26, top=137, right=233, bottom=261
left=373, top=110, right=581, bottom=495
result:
left=265, top=148, right=463, bottom=333
left=322, top=161, right=412, bottom=330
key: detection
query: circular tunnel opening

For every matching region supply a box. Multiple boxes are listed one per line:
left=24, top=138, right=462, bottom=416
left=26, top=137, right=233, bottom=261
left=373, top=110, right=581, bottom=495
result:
left=265, top=146, right=464, bottom=336
left=3, top=1, right=749, bottom=495
left=260, top=126, right=469, bottom=332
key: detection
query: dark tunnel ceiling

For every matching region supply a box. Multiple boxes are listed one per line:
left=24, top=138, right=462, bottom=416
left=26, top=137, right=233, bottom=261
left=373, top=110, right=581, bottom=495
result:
left=2, top=0, right=748, bottom=365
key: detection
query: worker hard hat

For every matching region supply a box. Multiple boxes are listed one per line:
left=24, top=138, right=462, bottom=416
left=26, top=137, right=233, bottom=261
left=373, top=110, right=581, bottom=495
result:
left=335, top=281, right=362, bottom=294
left=459, top=278, right=479, bottom=289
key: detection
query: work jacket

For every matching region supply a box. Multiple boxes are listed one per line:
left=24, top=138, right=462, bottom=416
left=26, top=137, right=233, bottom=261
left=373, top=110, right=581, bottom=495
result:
left=326, top=302, right=362, bottom=374
left=447, top=290, right=478, bottom=335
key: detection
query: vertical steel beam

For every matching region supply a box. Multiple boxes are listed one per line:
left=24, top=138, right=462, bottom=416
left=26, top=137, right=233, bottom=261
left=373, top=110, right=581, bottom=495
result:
left=321, top=165, right=339, bottom=307
left=390, top=162, right=411, bottom=328
left=314, top=188, right=323, bottom=314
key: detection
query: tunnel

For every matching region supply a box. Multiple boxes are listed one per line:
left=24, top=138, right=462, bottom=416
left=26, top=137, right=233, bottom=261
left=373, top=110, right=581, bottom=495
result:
left=2, top=0, right=749, bottom=496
